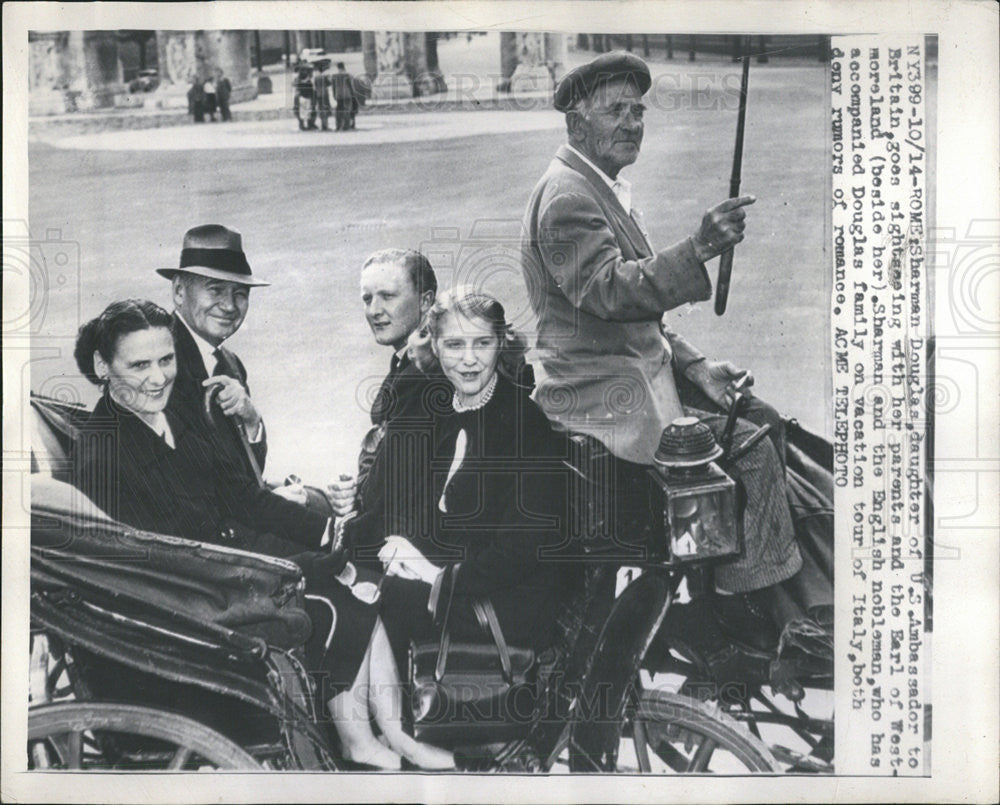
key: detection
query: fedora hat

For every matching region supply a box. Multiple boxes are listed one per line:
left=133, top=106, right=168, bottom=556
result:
left=156, top=224, right=270, bottom=286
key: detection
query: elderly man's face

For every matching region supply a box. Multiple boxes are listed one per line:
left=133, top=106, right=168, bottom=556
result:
left=572, top=78, right=646, bottom=178
left=173, top=274, right=250, bottom=346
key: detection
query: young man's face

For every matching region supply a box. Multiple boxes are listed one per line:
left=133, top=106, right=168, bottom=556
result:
left=360, top=260, right=432, bottom=351
left=571, top=78, right=646, bottom=178
left=173, top=273, right=250, bottom=346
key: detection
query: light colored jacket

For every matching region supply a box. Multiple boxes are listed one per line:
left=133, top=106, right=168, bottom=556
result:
left=521, top=145, right=712, bottom=463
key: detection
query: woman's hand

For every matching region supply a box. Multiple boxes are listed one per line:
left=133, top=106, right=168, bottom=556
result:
left=379, top=535, right=441, bottom=586
left=272, top=482, right=308, bottom=506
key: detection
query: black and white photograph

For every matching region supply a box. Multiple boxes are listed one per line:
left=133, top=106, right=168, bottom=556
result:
left=3, top=2, right=997, bottom=803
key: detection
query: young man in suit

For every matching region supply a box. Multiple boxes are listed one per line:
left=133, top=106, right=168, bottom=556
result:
left=521, top=52, right=801, bottom=649
left=362, top=248, right=439, bottom=426
left=157, top=224, right=269, bottom=479
left=327, top=249, right=443, bottom=562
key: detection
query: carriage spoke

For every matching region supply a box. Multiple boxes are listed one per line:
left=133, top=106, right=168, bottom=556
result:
left=167, top=746, right=193, bottom=770
left=30, top=741, right=55, bottom=769
left=688, top=736, right=717, bottom=772
left=631, top=719, right=652, bottom=772
left=654, top=738, right=691, bottom=771
left=66, top=731, right=83, bottom=769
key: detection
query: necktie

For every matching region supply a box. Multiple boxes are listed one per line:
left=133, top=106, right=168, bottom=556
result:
left=371, top=354, right=402, bottom=425
left=212, top=348, right=235, bottom=379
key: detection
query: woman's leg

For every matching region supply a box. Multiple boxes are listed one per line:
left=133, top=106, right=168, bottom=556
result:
left=367, top=619, right=455, bottom=770
left=327, top=634, right=402, bottom=769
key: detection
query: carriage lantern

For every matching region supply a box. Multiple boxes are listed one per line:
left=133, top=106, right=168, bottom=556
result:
left=648, top=417, right=740, bottom=564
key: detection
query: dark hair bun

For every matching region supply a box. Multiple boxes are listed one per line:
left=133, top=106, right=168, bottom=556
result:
left=73, top=299, right=173, bottom=387
left=73, top=318, right=103, bottom=383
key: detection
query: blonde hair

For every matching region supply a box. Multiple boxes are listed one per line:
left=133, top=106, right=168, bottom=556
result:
left=407, top=286, right=528, bottom=384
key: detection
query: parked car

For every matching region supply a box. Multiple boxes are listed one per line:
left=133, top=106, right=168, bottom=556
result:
left=127, top=69, right=159, bottom=93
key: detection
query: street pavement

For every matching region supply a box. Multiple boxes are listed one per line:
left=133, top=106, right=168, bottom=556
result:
left=38, top=111, right=565, bottom=151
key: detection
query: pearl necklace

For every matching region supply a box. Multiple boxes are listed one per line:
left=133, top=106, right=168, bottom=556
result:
left=452, top=373, right=498, bottom=412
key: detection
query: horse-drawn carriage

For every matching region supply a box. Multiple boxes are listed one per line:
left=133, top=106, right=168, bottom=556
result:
left=27, top=392, right=834, bottom=773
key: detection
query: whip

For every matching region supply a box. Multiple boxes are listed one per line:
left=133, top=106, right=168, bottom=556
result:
left=714, top=36, right=752, bottom=316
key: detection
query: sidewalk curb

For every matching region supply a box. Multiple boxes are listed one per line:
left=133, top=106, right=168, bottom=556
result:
left=29, top=93, right=556, bottom=139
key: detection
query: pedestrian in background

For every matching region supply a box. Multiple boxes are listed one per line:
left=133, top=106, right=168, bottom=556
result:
left=187, top=78, right=205, bottom=123
left=293, top=63, right=316, bottom=130
left=312, top=58, right=332, bottom=131
left=331, top=62, right=357, bottom=131
left=216, top=69, right=233, bottom=122
left=203, top=76, right=218, bottom=122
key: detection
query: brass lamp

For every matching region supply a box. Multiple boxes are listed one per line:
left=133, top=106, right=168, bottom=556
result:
left=648, top=417, right=740, bottom=565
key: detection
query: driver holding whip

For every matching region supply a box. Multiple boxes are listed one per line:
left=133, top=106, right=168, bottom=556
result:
left=520, top=52, right=802, bottom=650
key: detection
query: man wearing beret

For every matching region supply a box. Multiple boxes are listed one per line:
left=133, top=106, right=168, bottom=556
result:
left=521, top=52, right=801, bottom=648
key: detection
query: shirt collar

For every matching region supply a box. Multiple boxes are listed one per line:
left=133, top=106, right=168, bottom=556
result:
left=142, top=411, right=176, bottom=448
left=566, top=144, right=632, bottom=214
left=176, top=311, right=221, bottom=375
left=104, top=392, right=177, bottom=449
left=391, top=345, right=409, bottom=373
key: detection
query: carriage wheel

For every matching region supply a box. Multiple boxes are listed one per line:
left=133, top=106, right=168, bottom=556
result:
left=619, top=690, right=778, bottom=773
left=28, top=702, right=261, bottom=770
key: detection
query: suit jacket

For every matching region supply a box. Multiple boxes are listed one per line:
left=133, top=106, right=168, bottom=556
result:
left=312, top=71, right=331, bottom=112
left=348, top=354, right=452, bottom=562
left=330, top=71, right=355, bottom=102
left=168, top=313, right=267, bottom=474
left=521, top=144, right=712, bottom=464
left=369, top=352, right=451, bottom=427
left=74, top=394, right=326, bottom=556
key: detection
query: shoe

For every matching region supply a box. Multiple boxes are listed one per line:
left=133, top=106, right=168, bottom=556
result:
left=712, top=590, right=780, bottom=653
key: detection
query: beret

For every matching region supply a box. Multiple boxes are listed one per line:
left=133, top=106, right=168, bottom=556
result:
left=554, top=51, right=652, bottom=112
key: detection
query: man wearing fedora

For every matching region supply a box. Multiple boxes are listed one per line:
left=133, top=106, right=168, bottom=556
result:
left=157, top=224, right=269, bottom=475
left=520, top=52, right=803, bottom=649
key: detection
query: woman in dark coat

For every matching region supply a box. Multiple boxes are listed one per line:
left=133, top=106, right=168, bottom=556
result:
left=377, top=342, right=572, bottom=672
left=339, top=287, right=577, bottom=769
left=70, top=299, right=392, bottom=768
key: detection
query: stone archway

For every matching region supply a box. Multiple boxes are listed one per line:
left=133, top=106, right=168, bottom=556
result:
left=499, top=33, right=567, bottom=93
left=149, top=30, right=257, bottom=109
left=28, top=31, right=126, bottom=115
left=361, top=31, right=446, bottom=99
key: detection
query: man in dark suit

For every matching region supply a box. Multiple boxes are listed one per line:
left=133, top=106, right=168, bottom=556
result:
left=215, top=69, right=233, bottom=122
left=157, top=224, right=270, bottom=481
left=330, top=62, right=357, bottom=131
left=362, top=249, right=439, bottom=427
left=521, top=52, right=800, bottom=648
left=328, top=249, right=444, bottom=562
